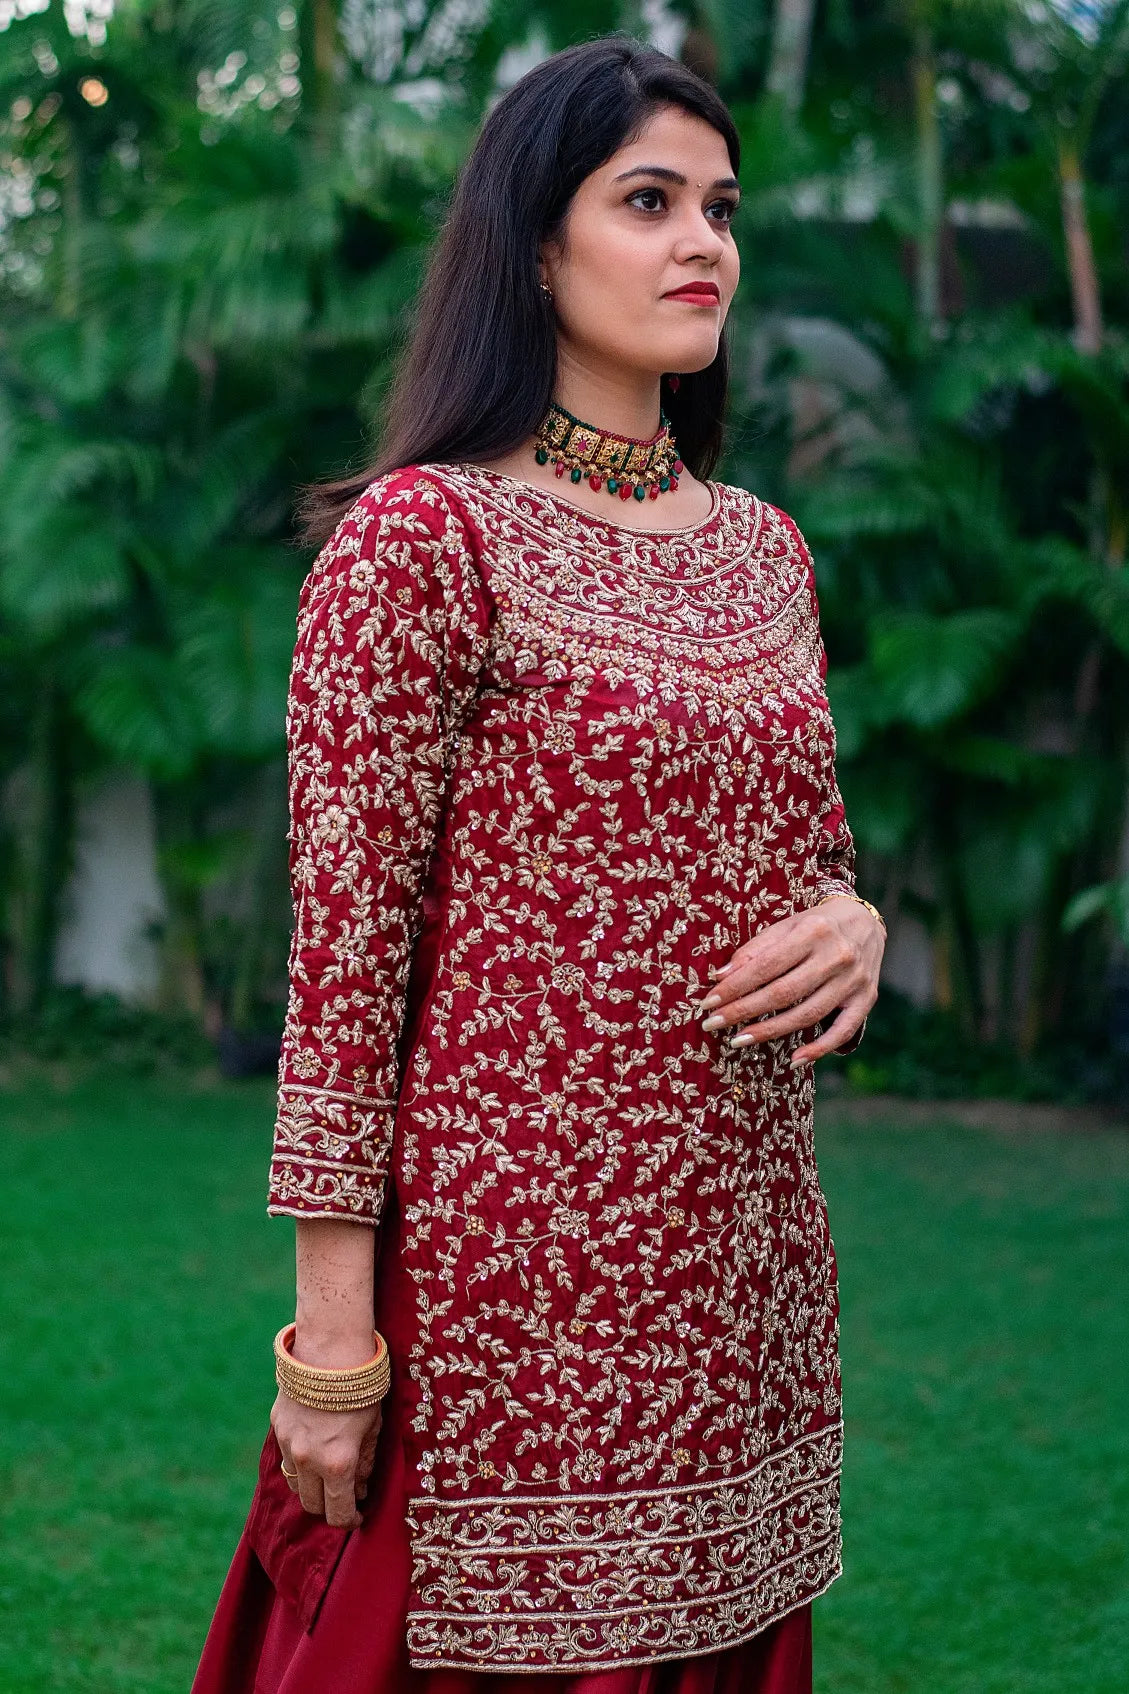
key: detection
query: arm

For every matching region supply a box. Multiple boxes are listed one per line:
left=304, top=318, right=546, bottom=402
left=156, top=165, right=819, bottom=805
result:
left=803, top=530, right=881, bottom=1055
left=697, top=516, right=883, bottom=1062
left=269, top=473, right=492, bottom=1225
left=269, top=473, right=491, bottom=1524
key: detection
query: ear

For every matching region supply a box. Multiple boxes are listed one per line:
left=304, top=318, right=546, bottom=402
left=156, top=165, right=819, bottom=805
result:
left=538, top=234, right=563, bottom=291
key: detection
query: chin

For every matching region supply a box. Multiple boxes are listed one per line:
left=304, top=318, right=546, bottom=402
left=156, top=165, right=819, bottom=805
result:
left=666, top=343, right=721, bottom=375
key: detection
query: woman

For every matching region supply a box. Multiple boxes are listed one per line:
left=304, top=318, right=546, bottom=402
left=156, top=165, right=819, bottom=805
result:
left=193, top=34, right=884, bottom=1694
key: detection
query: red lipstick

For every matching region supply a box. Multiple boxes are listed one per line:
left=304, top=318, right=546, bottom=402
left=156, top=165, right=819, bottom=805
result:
left=663, top=280, right=721, bottom=305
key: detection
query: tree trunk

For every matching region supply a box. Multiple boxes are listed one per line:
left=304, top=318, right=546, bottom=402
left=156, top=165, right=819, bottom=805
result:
left=12, top=683, right=73, bottom=1014
left=152, top=788, right=209, bottom=1022
left=300, top=0, right=338, bottom=149
left=229, top=760, right=287, bottom=1032
left=1058, top=135, right=1103, bottom=355
left=766, top=0, right=818, bottom=111
left=911, top=22, right=943, bottom=331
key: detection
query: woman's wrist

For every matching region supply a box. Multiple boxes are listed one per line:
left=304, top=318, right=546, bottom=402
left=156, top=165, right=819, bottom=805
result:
left=292, top=1215, right=378, bottom=1369
left=292, top=1314, right=379, bottom=1370
left=815, top=889, right=886, bottom=934
left=275, top=1323, right=390, bottom=1409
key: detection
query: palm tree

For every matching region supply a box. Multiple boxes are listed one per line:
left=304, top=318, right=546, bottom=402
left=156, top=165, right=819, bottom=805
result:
left=0, top=0, right=639, bottom=1018
left=1, top=0, right=1126, bottom=1082
left=720, top=0, right=1129, bottom=1060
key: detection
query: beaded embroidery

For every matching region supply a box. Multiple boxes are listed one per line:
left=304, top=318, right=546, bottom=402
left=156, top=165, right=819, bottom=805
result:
left=268, top=463, right=858, bottom=1670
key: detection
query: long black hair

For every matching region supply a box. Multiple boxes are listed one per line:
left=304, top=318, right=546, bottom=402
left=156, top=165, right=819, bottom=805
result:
left=298, top=35, right=741, bottom=546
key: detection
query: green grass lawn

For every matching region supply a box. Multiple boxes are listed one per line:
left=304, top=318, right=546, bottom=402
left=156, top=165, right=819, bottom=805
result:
left=0, top=1081, right=1126, bottom=1693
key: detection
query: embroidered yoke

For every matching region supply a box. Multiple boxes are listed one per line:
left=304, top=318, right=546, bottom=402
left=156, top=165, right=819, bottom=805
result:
left=267, top=461, right=860, bottom=1672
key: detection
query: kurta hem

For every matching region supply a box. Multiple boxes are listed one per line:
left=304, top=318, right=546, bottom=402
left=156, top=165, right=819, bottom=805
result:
left=404, top=1562, right=840, bottom=1675
left=404, top=1424, right=841, bottom=1671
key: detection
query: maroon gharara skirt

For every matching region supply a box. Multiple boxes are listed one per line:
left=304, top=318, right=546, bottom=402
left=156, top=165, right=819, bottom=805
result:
left=192, top=1189, right=814, bottom=1694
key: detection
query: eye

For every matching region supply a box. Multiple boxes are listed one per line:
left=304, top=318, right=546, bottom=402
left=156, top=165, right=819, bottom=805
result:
left=627, top=188, right=741, bottom=228
left=708, top=198, right=740, bottom=227
left=628, top=187, right=667, bottom=213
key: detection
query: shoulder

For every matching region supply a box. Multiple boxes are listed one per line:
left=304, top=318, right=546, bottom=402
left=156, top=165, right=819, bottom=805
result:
left=304, top=464, right=479, bottom=604
left=337, top=463, right=475, bottom=549
left=710, top=482, right=816, bottom=574
left=762, top=500, right=815, bottom=570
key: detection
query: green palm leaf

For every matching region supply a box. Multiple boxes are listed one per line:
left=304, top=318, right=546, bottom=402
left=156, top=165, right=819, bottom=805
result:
left=869, top=608, right=1022, bottom=726
left=74, top=648, right=202, bottom=780
left=0, top=506, right=132, bottom=635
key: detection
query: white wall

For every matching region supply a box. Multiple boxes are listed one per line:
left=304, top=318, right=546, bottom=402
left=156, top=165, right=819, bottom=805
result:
left=54, top=775, right=165, bottom=1002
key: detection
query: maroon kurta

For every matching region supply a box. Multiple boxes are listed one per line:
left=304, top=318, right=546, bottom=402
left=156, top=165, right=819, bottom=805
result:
left=204, top=462, right=861, bottom=1679
left=193, top=1184, right=815, bottom=1692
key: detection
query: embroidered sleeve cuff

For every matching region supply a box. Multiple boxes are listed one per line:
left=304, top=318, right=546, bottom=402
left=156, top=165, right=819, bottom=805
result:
left=813, top=878, right=856, bottom=904
left=266, top=1084, right=397, bottom=1224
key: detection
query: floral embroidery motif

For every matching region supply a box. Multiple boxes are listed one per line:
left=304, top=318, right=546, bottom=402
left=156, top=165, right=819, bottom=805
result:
left=406, top=1424, right=842, bottom=1669
left=268, top=462, right=860, bottom=1670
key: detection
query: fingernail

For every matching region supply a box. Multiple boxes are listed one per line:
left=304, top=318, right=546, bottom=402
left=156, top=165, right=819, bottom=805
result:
left=729, top=1031, right=754, bottom=1047
left=790, top=1055, right=807, bottom=1067
left=695, top=993, right=721, bottom=1011
left=701, top=1013, right=726, bottom=1032
left=710, top=961, right=735, bottom=978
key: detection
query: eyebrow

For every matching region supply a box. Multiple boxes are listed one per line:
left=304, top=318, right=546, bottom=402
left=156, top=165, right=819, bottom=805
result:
left=612, top=165, right=740, bottom=192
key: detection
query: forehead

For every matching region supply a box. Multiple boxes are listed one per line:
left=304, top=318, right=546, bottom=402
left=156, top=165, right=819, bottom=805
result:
left=599, top=105, right=735, bottom=180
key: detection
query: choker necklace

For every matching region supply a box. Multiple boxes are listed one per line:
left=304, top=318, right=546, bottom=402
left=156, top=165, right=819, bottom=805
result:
left=533, top=401, right=684, bottom=502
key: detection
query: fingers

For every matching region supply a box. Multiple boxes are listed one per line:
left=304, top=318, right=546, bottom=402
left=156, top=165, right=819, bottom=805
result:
left=272, top=1396, right=384, bottom=1526
left=278, top=1442, right=367, bottom=1527
left=699, top=959, right=826, bottom=1033
left=790, top=1004, right=868, bottom=1066
left=700, top=904, right=876, bottom=1045
left=703, top=919, right=815, bottom=999
left=323, top=1460, right=363, bottom=1530
left=724, top=983, right=849, bottom=1048
left=295, top=1464, right=326, bottom=1519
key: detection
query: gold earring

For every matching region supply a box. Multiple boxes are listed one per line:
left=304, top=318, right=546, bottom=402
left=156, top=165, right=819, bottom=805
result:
left=539, top=280, right=553, bottom=299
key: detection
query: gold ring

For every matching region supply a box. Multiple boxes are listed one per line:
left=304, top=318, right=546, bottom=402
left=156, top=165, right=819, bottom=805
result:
left=280, top=1460, right=298, bottom=1479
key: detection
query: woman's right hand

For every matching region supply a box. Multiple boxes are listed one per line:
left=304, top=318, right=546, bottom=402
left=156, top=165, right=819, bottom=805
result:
left=270, top=1391, right=384, bottom=1530
left=280, top=1217, right=384, bottom=1527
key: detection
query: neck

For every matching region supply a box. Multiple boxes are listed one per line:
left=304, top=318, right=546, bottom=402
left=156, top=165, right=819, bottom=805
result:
left=551, top=347, right=662, bottom=440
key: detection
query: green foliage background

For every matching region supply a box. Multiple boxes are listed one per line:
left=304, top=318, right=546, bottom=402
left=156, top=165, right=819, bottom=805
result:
left=1, top=0, right=1127, bottom=1087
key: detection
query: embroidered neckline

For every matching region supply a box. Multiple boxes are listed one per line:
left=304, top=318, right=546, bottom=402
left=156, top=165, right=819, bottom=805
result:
left=447, top=460, right=723, bottom=539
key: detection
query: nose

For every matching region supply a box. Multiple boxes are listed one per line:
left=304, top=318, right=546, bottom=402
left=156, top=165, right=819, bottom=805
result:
left=673, top=208, right=727, bottom=264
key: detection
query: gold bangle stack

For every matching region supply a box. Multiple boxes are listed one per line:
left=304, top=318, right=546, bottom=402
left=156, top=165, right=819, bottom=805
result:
left=273, top=1323, right=391, bottom=1411
left=816, top=890, right=887, bottom=934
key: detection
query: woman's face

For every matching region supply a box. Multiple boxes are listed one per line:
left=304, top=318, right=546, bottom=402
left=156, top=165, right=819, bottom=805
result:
left=542, top=104, right=741, bottom=382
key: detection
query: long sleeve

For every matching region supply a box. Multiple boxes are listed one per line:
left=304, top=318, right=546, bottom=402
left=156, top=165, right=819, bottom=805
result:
left=787, top=511, right=870, bottom=1057
left=267, top=471, right=493, bottom=1224
left=811, top=704, right=859, bottom=904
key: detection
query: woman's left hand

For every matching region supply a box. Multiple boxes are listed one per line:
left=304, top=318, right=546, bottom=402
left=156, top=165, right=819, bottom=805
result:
left=697, top=896, right=884, bottom=1066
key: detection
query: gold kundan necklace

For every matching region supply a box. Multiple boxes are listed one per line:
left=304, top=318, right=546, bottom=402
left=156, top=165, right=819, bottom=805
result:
left=533, top=401, right=684, bottom=503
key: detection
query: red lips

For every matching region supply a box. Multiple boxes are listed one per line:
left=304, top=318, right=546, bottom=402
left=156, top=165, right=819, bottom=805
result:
left=663, top=281, right=721, bottom=302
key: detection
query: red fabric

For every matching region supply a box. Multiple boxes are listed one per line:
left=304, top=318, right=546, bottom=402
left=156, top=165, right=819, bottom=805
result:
left=230, top=465, right=859, bottom=1671
left=194, top=1190, right=812, bottom=1693
left=192, top=1394, right=812, bottom=1694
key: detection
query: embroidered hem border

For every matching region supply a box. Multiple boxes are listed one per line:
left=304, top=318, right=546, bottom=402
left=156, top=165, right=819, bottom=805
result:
left=404, top=1423, right=842, bottom=1672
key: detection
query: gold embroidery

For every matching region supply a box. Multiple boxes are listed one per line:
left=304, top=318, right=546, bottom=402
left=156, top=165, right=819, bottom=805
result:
left=268, top=462, right=857, bottom=1669
left=405, top=1425, right=842, bottom=1669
